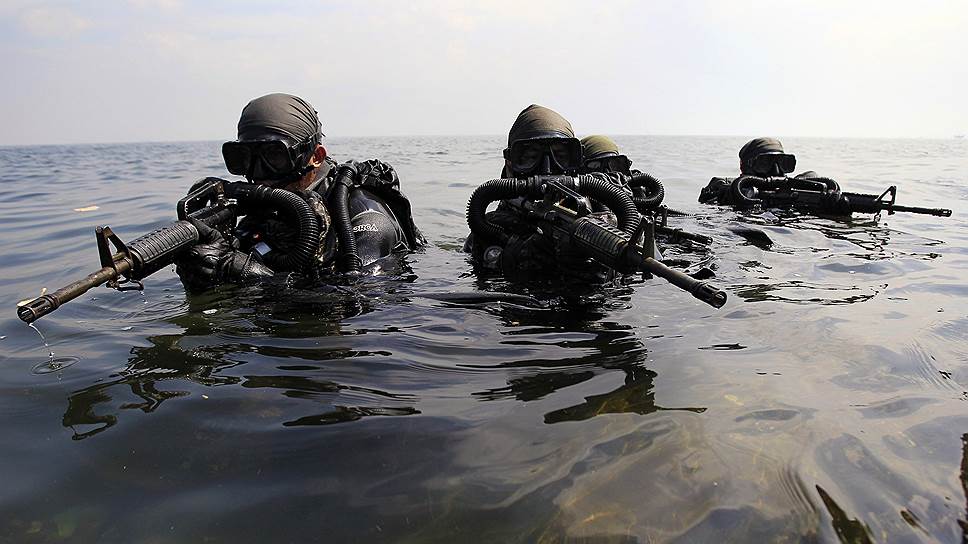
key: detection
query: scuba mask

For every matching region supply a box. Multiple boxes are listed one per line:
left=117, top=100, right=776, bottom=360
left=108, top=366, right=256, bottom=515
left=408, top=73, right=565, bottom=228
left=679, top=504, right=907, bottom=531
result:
left=583, top=154, right=633, bottom=175
left=503, top=137, right=583, bottom=176
left=745, top=152, right=796, bottom=177
left=222, top=135, right=318, bottom=183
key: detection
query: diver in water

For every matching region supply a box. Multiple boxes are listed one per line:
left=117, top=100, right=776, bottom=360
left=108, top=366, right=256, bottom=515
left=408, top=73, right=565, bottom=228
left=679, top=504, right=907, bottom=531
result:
left=175, top=93, right=425, bottom=290
left=465, top=104, right=598, bottom=281
left=463, top=104, right=652, bottom=283
left=698, top=137, right=835, bottom=206
left=579, top=135, right=668, bottom=214
left=580, top=135, right=633, bottom=176
left=579, top=135, right=718, bottom=263
left=698, top=137, right=951, bottom=218
left=579, top=134, right=634, bottom=214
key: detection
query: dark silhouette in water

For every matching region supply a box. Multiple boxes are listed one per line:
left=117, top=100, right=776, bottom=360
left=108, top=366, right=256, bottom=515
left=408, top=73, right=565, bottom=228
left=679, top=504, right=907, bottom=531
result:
left=814, top=485, right=874, bottom=543
left=62, top=284, right=378, bottom=438
left=961, top=434, right=968, bottom=540
left=62, top=276, right=708, bottom=439
left=460, top=283, right=707, bottom=422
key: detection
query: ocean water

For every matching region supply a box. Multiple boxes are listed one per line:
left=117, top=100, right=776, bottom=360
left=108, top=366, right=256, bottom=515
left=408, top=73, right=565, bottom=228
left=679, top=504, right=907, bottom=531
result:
left=0, top=136, right=966, bottom=542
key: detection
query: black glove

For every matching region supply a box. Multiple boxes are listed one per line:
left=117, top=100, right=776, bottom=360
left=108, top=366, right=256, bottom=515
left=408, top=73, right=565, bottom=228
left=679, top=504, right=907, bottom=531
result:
left=354, top=159, right=400, bottom=191
left=699, top=177, right=732, bottom=204
left=175, top=218, right=273, bottom=291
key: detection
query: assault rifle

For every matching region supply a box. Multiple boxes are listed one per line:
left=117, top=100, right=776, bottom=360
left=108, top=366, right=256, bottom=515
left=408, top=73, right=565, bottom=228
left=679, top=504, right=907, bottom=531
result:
left=16, top=178, right=238, bottom=324
left=466, top=175, right=728, bottom=308
left=727, top=176, right=952, bottom=218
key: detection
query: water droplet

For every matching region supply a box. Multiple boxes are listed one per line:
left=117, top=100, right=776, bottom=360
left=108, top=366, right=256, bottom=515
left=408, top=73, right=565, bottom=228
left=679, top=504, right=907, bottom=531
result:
left=27, top=323, right=53, bottom=360
left=32, top=357, right=80, bottom=374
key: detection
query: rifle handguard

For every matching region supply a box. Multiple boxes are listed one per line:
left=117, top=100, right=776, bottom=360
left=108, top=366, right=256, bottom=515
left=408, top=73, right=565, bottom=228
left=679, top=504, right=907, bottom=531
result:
left=569, top=216, right=728, bottom=308
left=570, top=217, right=633, bottom=271
left=126, top=221, right=200, bottom=279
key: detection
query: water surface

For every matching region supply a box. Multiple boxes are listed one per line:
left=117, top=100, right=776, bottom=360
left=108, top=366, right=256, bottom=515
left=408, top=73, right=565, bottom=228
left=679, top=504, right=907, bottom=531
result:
left=0, top=136, right=966, bottom=542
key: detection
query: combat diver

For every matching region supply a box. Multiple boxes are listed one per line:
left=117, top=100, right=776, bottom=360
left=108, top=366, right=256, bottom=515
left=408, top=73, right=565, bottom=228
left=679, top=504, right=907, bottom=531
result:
left=696, top=136, right=953, bottom=219
left=580, top=135, right=667, bottom=214
left=175, top=93, right=425, bottom=290
left=463, top=104, right=658, bottom=283
left=698, top=137, right=837, bottom=207
left=580, top=134, right=717, bottom=254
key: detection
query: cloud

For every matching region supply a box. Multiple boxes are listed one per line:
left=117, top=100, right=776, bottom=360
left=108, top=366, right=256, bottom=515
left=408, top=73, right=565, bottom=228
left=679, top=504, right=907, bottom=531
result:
left=0, top=1, right=965, bottom=144
left=18, top=5, right=93, bottom=37
left=127, top=0, right=183, bottom=10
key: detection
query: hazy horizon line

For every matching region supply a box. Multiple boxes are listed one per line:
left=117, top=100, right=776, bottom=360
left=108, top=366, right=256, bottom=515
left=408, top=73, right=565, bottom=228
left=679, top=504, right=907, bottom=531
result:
left=2, top=133, right=964, bottom=149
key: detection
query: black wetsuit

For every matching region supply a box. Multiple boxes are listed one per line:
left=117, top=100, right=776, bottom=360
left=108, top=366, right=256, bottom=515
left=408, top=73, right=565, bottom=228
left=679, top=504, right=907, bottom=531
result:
left=239, top=159, right=423, bottom=273
left=178, top=158, right=423, bottom=290
left=464, top=172, right=660, bottom=284
left=342, top=187, right=411, bottom=266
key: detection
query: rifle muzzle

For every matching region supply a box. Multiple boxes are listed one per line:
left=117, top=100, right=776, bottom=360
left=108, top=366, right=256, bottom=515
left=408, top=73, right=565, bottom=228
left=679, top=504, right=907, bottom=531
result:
left=17, top=295, right=58, bottom=324
left=690, top=282, right=728, bottom=309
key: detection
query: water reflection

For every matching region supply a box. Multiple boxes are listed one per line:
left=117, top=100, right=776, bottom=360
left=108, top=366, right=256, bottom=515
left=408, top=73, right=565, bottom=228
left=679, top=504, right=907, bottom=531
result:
left=3, top=138, right=967, bottom=542
left=713, top=206, right=950, bottom=305
left=543, top=364, right=706, bottom=423
left=815, top=485, right=874, bottom=543
left=61, top=284, right=414, bottom=439
left=732, top=280, right=886, bottom=305
left=461, top=288, right=707, bottom=424
left=961, top=434, right=968, bottom=537
left=63, top=331, right=239, bottom=439
left=730, top=207, right=943, bottom=260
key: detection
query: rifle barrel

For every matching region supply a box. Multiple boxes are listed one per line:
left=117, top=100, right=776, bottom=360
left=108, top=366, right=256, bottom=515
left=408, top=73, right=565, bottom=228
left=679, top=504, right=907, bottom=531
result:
left=887, top=204, right=952, bottom=217
left=14, top=201, right=237, bottom=323
left=567, top=214, right=728, bottom=308
left=17, top=260, right=131, bottom=323
left=639, top=256, right=728, bottom=308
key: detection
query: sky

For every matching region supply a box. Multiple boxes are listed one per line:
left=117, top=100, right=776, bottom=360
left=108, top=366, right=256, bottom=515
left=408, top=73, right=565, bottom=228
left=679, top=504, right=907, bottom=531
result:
left=1, top=0, right=966, bottom=145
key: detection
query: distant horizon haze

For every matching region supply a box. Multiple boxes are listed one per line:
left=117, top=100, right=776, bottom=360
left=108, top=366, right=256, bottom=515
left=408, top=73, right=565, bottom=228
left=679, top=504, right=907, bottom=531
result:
left=1, top=133, right=965, bottom=150
left=2, top=0, right=965, bottom=146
